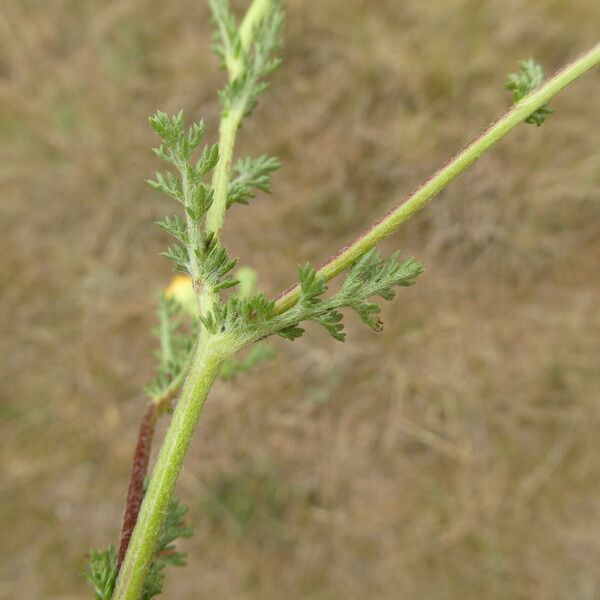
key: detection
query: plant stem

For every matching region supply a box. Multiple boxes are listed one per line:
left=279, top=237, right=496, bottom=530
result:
left=273, top=41, right=600, bottom=315
left=112, top=335, right=234, bottom=600
left=113, top=9, right=280, bottom=593
left=116, top=402, right=158, bottom=571
left=205, top=0, right=277, bottom=238
left=205, top=108, right=243, bottom=238
left=239, top=0, right=274, bottom=58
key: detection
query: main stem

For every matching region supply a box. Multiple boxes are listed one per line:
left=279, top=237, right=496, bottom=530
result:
left=112, top=335, right=232, bottom=600
left=273, top=41, right=600, bottom=315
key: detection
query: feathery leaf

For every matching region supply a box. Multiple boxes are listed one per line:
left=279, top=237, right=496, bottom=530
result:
left=506, top=59, right=553, bottom=126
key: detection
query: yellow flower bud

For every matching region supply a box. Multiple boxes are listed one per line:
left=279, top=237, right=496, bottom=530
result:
left=165, top=275, right=197, bottom=317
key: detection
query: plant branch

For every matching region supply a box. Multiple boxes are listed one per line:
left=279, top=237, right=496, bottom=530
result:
left=205, top=109, right=243, bottom=239
left=239, top=0, right=273, bottom=60
left=205, top=0, right=277, bottom=239
left=273, top=41, right=600, bottom=315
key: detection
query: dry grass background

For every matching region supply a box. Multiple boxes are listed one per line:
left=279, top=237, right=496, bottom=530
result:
left=1, top=1, right=599, bottom=598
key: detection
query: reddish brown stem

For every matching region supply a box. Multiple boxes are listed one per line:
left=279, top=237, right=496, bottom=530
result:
left=116, top=402, right=158, bottom=571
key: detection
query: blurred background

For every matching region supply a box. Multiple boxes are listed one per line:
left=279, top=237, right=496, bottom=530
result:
left=1, top=1, right=599, bottom=598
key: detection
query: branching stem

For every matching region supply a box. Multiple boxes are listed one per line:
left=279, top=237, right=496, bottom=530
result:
left=273, top=41, right=600, bottom=315
left=110, top=23, right=600, bottom=599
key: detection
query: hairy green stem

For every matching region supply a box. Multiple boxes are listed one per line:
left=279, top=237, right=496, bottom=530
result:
left=112, top=335, right=234, bottom=600
left=239, top=0, right=274, bottom=57
left=273, top=41, right=600, bottom=315
left=205, top=109, right=243, bottom=237
left=205, top=0, right=276, bottom=238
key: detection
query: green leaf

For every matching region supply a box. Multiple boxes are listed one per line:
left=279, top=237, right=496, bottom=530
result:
left=149, top=110, right=185, bottom=147
left=162, top=245, right=190, bottom=274
left=156, top=215, right=188, bottom=244
left=313, top=309, right=345, bottom=341
left=341, top=250, right=423, bottom=300
left=146, top=296, right=197, bottom=402
left=218, top=4, right=284, bottom=117
left=147, top=171, right=184, bottom=203
left=506, top=59, right=553, bottom=126
left=195, top=143, right=220, bottom=178
left=85, top=546, right=117, bottom=600
left=185, top=120, right=206, bottom=153
left=297, top=264, right=328, bottom=306
left=199, top=291, right=275, bottom=337
left=227, top=155, right=281, bottom=207
left=277, top=323, right=305, bottom=341
left=194, top=233, right=238, bottom=291
left=252, top=249, right=424, bottom=343
left=209, top=0, right=241, bottom=68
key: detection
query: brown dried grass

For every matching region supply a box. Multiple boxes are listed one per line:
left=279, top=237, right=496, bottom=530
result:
left=1, top=1, right=599, bottom=598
